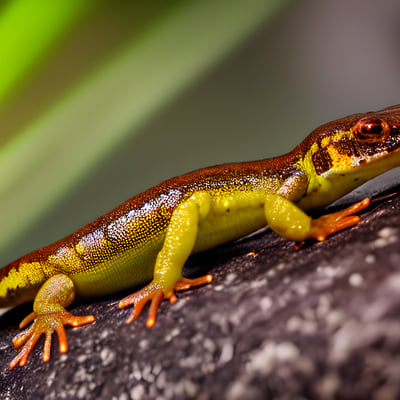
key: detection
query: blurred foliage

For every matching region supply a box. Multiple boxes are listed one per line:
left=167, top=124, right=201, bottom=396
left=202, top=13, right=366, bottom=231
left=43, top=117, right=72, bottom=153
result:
left=0, top=0, right=97, bottom=105
left=0, top=0, right=288, bottom=256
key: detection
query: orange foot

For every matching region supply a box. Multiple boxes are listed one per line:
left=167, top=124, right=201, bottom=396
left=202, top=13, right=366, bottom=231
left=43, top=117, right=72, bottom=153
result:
left=119, top=274, right=213, bottom=327
left=10, top=311, right=95, bottom=369
left=308, top=197, right=370, bottom=242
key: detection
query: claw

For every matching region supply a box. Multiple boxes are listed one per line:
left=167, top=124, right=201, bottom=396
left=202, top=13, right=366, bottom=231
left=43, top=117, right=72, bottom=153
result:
left=309, top=198, right=370, bottom=241
left=119, top=274, right=213, bottom=327
left=9, top=311, right=95, bottom=369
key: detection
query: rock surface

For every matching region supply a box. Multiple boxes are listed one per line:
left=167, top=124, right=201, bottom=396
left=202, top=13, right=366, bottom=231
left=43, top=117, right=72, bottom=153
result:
left=1, top=192, right=400, bottom=400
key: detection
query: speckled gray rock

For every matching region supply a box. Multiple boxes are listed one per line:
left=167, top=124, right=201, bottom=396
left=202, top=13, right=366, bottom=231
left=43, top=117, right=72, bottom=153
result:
left=1, top=192, right=400, bottom=400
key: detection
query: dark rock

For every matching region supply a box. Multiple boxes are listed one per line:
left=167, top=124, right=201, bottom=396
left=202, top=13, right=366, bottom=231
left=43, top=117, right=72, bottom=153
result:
left=1, top=192, right=400, bottom=400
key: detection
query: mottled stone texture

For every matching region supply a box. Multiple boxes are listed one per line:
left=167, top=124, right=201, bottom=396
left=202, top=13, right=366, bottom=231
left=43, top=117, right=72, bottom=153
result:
left=1, top=192, right=400, bottom=400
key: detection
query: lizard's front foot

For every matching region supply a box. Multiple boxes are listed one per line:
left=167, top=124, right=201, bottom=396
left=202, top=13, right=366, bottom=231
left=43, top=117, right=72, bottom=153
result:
left=119, top=275, right=212, bottom=327
left=308, top=198, right=370, bottom=241
left=10, top=310, right=95, bottom=369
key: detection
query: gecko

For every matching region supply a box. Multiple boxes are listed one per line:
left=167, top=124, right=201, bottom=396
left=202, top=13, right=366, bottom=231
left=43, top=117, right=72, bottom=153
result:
left=1, top=104, right=400, bottom=369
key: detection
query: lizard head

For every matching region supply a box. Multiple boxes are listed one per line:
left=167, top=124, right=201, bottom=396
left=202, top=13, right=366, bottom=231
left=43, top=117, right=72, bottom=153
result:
left=304, top=105, right=400, bottom=176
left=335, top=104, right=400, bottom=172
left=295, top=105, right=400, bottom=209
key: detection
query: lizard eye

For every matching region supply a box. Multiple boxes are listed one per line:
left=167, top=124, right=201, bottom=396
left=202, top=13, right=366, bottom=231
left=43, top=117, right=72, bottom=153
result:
left=353, top=118, right=390, bottom=142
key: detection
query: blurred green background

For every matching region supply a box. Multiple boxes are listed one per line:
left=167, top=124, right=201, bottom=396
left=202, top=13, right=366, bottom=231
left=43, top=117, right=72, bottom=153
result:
left=1, top=0, right=400, bottom=266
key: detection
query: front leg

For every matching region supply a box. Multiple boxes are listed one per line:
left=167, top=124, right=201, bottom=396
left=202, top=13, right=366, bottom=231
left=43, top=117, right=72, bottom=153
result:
left=119, top=191, right=213, bottom=327
left=264, top=193, right=370, bottom=242
left=10, top=274, right=95, bottom=369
